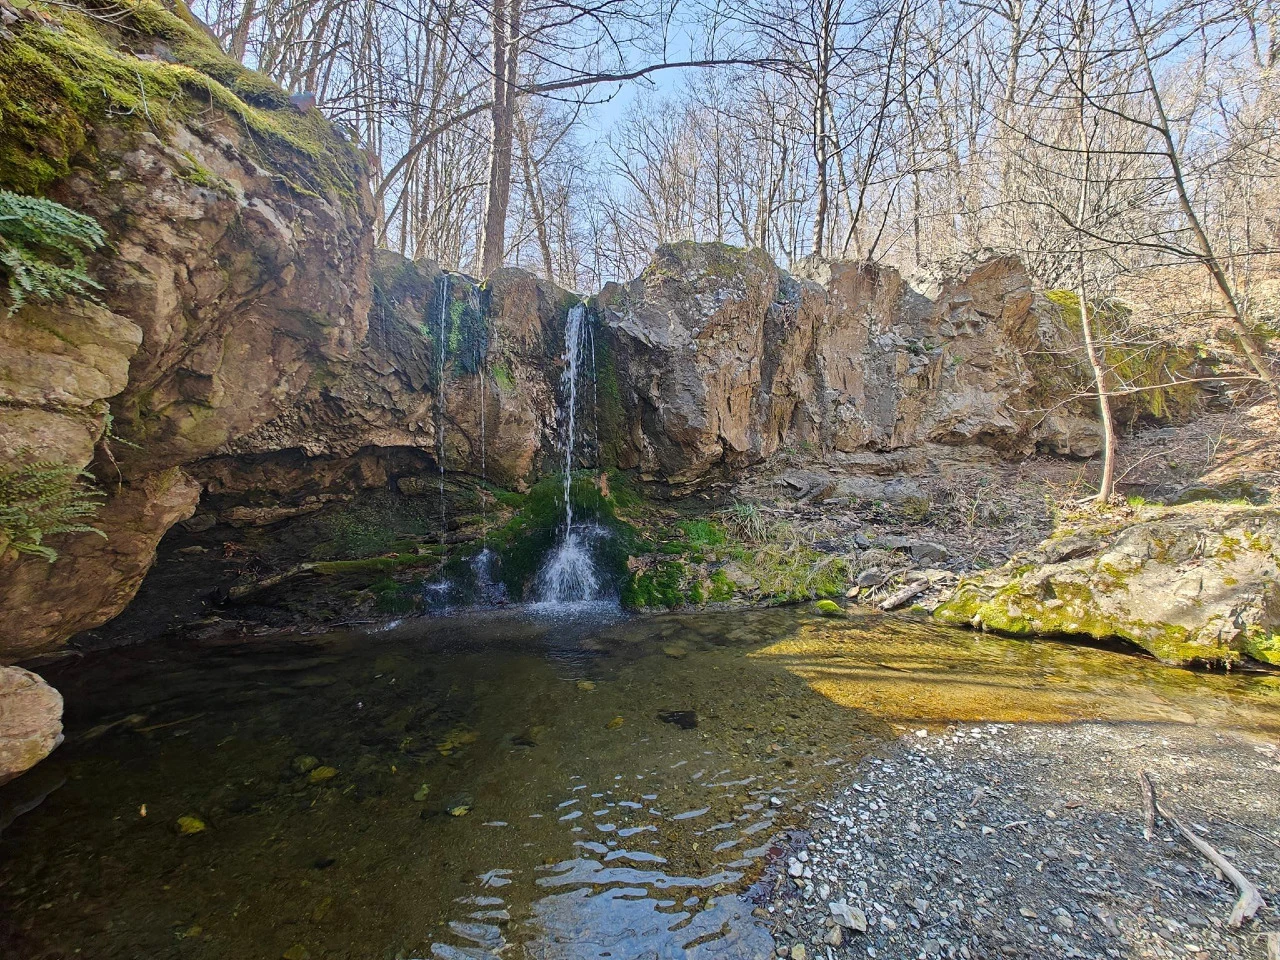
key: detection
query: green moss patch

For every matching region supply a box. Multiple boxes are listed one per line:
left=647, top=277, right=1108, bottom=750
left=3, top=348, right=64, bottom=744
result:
left=0, top=0, right=365, bottom=199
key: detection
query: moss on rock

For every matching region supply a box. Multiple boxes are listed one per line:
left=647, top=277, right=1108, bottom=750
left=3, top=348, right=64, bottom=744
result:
left=935, top=503, right=1280, bottom=666
left=0, top=0, right=365, bottom=199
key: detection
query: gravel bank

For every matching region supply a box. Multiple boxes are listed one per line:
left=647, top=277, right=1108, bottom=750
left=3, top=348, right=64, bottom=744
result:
left=755, top=722, right=1280, bottom=960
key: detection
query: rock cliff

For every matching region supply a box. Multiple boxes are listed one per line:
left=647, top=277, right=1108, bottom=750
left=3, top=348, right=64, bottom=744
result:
left=0, top=0, right=372, bottom=666
left=0, top=1, right=1112, bottom=682
left=599, top=243, right=1097, bottom=486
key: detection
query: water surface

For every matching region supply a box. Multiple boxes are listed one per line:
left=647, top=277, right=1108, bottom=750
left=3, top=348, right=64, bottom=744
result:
left=1, top=608, right=1277, bottom=959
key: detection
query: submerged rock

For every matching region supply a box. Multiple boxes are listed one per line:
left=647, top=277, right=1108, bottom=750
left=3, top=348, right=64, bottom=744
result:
left=0, top=667, right=63, bottom=785
left=176, top=814, right=207, bottom=835
left=814, top=599, right=845, bottom=617
left=934, top=503, right=1279, bottom=665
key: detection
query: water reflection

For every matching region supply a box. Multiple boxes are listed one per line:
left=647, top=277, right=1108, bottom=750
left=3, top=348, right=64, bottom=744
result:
left=0, top=607, right=1275, bottom=960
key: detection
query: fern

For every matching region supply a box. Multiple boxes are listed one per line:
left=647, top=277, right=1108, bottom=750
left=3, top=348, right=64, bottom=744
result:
left=0, top=460, right=106, bottom=562
left=0, top=190, right=105, bottom=315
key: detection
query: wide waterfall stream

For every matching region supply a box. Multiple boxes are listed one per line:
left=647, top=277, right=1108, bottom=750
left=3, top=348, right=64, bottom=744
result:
left=1, top=607, right=1277, bottom=959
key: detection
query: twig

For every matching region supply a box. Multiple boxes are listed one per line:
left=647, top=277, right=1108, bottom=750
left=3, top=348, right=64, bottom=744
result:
left=1142, top=770, right=1266, bottom=927
left=1139, top=769, right=1156, bottom=841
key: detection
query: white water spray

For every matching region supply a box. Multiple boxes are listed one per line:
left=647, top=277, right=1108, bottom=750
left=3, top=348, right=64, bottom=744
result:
left=536, top=303, right=605, bottom=604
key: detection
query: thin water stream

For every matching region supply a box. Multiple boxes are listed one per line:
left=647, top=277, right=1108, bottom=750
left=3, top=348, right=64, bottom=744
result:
left=1, top=608, right=1277, bottom=960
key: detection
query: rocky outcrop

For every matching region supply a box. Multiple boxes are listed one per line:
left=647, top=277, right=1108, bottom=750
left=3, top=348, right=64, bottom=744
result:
left=933, top=504, right=1280, bottom=666
left=0, top=666, right=63, bottom=785
left=0, top=0, right=371, bottom=662
left=208, top=253, right=573, bottom=512
left=598, top=243, right=1097, bottom=487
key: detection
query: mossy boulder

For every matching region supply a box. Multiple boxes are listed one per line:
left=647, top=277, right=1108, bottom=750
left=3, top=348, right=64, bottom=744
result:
left=934, top=503, right=1280, bottom=666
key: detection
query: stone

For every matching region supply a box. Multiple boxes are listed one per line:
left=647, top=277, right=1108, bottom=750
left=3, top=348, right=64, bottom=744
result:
left=830, top=901, right=868, bottom=932
left=790, top=944, right=807, bottom=960
left=413, top=784, right=430, bottom=802
left=856, top=568, right=887, bottom=588
left=661, top=645, right=688, bottom=659
left=176, top=815, right=207, bottom=835
left=606, top=717, right=625, bottom=730
left=282, top=945, right=310, bottom=960
left=814, top=599, right=844, bottom=617
left=935, top=503, right=1280, bottom=665
left=308, top=766, right=338, bottom=783
left=657, top=710, right=698, bottom=730
left=292, top=755, right=320, bottom=774
left=0, top=667, right=63, bottom=785
left=909, top=541, right=951, bottom=564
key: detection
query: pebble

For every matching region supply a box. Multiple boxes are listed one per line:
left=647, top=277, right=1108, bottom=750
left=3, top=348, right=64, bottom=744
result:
left=761, top=721, right=1276, bottom=960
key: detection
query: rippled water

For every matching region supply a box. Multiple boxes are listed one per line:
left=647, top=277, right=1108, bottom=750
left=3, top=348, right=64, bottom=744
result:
left=1, top=608, right=1277, bottom=960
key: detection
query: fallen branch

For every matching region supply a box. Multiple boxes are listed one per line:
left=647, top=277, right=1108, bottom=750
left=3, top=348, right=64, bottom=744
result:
left=879, top=580, right=929, bottom=611
left=1142, top=770, right=1266, bottom=927
left=1140, top=769, right=1156, bottom=841
left=224, top=563, right=318, bottom=601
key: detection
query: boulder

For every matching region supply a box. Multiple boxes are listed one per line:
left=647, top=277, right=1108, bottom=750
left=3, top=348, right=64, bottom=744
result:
left=0, top=667, right=63, bottom=785
left=934, top=504, right=1280, bottom=665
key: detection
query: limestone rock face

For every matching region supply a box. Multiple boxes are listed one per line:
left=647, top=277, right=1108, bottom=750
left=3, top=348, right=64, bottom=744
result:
left=0, top=667, right=63, bottom=785
left=0, top=0, right=371, bottom=662
left=933, top=504, right=1280, bottom=666
left=599, top=244, right=1093, bottom=485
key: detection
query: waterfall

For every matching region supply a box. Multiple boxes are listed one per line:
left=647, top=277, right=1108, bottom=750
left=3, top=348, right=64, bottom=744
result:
left=478, top=337, right=488, bottom=545
left=535, top=303, right=605, bottom=605
left=560, top=303, right=585, bottom=532
left=436, top=273, right=450, bottom=552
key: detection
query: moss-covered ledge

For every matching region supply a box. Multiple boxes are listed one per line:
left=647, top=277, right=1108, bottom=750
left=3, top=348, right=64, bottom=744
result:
left=933, top=502, right=1280, bottom=666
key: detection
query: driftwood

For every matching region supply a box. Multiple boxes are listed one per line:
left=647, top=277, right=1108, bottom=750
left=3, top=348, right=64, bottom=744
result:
left=1140, top=769, right=1156, bottom=841
left=224, top=563, right=318, bottom=601
left=1141, top=770, right=1266, bottom=927
left=879, top=580, right=929, bottom=611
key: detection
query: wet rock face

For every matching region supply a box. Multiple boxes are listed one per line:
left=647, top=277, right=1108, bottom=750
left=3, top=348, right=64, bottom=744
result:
left=934, top=504, right=1280, bottom=666
left=215, top=253, right=569, bottom=502
left=0, top=667, right=64, bottom=786
left=599, top=244, right=1095, bottom=486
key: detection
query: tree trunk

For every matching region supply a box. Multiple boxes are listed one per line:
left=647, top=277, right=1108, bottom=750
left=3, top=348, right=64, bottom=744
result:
left=1075, top=0, right=1115, bottom=501
left=478, top=0, right=521, bottom=277
left=228, top=0, right=257, bottom=62
left=516, top=113, right=555, bottom=282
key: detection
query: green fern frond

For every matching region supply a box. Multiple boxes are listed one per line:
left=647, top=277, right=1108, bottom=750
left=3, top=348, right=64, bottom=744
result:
left=0, top=458, right=106, bottom=562
left=0, top=189, right=105, bottom=314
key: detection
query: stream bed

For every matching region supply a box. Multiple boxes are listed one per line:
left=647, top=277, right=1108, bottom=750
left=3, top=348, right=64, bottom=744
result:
left=1, top=607, right=1277, bottom=959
